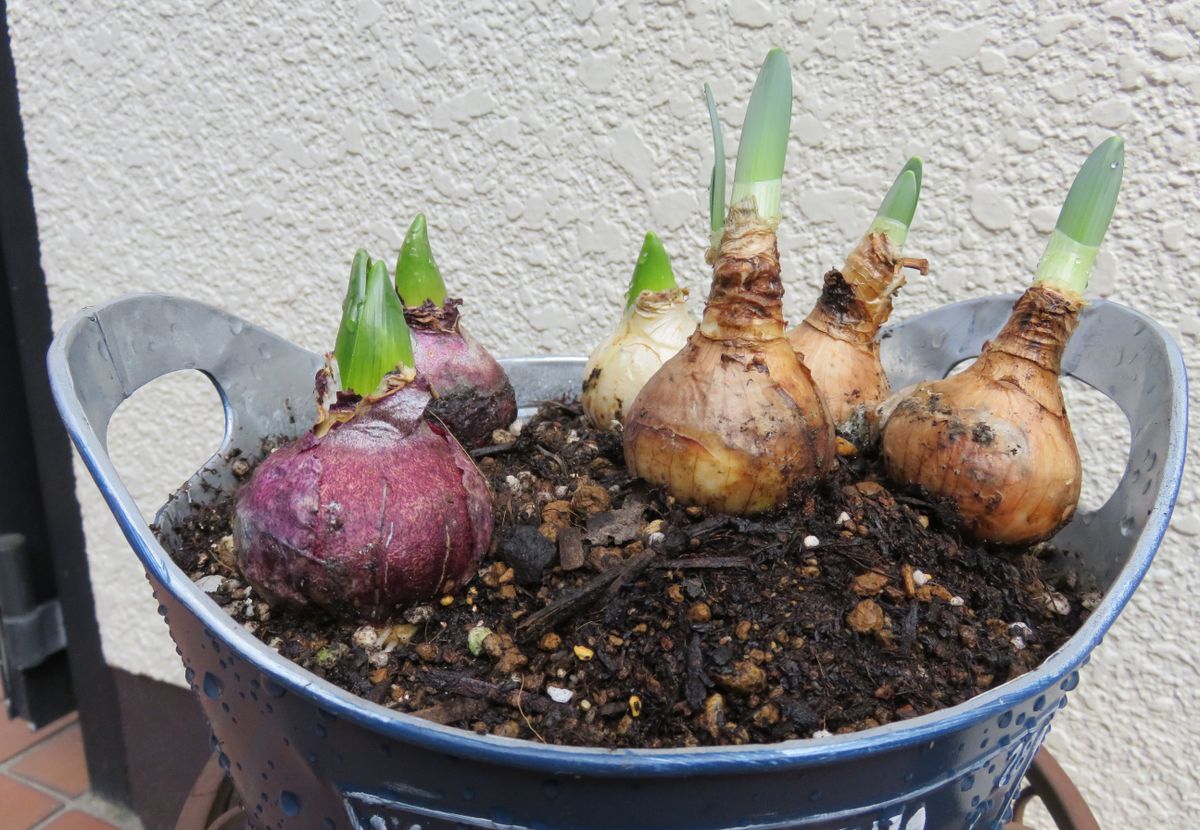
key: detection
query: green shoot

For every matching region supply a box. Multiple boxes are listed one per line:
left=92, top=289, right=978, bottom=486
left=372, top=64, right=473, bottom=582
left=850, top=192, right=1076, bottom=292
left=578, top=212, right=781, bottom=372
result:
left=705, top=83, right=726, bottom=236
left=626, top=232, right=677, bottom=308
left=395, top=214, right=448, bottom=307
left=1035, top=136, right=1124, bottom=294
left=730, top=48, right=793, bottom=225
left=334, top=250, right=414, bottom=395
left=868, top=157, right=923, bottom=246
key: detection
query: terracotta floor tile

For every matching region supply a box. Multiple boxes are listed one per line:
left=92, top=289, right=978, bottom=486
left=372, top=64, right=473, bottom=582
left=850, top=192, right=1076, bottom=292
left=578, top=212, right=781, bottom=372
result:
left=38, top=811, right=121, bottom=830
left=9, top=722, right=89, bottom=797
left=0, top=773, right=61, bottom=829
left=0, top=711, right=77, bottom=764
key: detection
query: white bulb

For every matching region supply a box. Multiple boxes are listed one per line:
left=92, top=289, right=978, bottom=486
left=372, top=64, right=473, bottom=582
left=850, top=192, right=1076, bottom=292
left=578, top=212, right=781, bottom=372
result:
left=582, top=288, right=695, bottom=428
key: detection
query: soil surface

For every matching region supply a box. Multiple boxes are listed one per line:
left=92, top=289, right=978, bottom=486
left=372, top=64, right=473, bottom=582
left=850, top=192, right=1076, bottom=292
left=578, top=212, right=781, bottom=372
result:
left=166, top=400, right=1095, bottom=748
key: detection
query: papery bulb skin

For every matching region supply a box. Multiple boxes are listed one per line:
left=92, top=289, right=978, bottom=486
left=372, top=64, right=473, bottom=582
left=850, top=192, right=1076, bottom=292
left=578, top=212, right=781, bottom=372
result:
left=880, top=284, right=1082, bottom=545
left=233, top=372, right=493, bottom=619
left=582, top=288, right=694, bottom=428
left=623, top=205, right=836, bottom=515
left=788, top=233, right=927, bottom=447
left=405, top=299, right=517, bottom=448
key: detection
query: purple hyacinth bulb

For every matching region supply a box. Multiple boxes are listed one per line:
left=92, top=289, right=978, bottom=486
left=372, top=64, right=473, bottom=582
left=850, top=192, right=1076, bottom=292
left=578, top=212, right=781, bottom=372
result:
left=233, top=374, right=492, bottom=619
left=406, top=299, right=517, bottom=447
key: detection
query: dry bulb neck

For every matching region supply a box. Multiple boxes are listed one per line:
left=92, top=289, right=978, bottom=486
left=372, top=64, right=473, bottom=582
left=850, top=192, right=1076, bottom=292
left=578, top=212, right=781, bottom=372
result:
left=980, top=283, right=1082, bottom=376
left=806, top=233, right=928, bottom=345
left=701, top=203, right=786, bottom=342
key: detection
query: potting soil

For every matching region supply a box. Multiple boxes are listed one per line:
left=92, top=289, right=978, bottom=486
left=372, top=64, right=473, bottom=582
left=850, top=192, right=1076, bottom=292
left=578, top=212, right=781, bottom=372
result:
left=167, top=400, right=1092, bottom=748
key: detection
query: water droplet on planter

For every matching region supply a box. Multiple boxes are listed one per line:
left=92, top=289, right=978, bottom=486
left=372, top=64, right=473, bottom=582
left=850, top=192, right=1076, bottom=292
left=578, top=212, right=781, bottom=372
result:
left=323, top=820, right=336, bottom=830
left=961, top=773, right=975, bottom=791
left=280, top=791, right=301, bottom=816
left=203, top=673, right=223, bottom=699
left=1120, top=516, right=1134, bottom=536
left=315, top=723, right=328, bottom=738
left=185, top=667, right=196, bottom=684
left=218, top=752, right=230, bottom=771
left=263, top=678, right=287, bottom=698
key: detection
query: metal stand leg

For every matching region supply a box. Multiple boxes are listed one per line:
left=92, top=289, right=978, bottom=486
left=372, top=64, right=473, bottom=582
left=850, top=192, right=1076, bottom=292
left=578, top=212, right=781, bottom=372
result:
left=175, top=752, right=244, bottom=830
left=1007, top=748, right=1101, bottom=830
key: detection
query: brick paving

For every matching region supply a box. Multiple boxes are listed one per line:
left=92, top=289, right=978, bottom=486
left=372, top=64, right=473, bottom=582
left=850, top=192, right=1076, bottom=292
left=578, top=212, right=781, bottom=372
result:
left=0, top=682, right=138, bottom=830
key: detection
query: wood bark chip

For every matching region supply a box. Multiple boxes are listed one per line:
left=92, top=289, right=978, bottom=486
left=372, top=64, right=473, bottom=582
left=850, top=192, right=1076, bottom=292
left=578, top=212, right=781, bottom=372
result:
left=557, top=526, right=585, bottom=571
left=515, top=550, right=655, bottom=643
left=424, top=668, right=560, bottom=715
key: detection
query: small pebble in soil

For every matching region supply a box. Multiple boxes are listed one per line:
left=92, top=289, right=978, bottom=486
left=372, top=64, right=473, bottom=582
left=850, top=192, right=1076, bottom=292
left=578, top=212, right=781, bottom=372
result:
left=847, top=599, right=887, bottom=634
left=195, top=574, right=225, bottom=593
left=467, top=626, right=493, bottom=656
left=499, top=525, right=557, bottom=586
left=547, top=686, right=574, bottom=703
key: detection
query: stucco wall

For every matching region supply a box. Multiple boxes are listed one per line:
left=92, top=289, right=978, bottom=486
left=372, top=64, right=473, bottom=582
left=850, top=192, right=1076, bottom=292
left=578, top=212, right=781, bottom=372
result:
left=9, top=0, right=1198, bottom=824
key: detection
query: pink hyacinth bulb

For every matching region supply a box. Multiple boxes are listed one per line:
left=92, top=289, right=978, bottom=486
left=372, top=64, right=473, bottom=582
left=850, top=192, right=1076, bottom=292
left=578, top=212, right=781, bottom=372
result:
left=233, top=373, right=492, bottom=619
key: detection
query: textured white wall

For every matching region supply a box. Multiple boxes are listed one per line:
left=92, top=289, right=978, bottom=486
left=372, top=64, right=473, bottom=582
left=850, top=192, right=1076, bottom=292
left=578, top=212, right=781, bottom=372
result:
left=9, top=0, right=1198, bottom=824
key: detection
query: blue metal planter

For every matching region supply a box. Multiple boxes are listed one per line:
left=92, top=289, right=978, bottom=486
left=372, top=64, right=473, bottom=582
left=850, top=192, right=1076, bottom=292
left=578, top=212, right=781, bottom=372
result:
left=48, top=293, right=1186, bottom=830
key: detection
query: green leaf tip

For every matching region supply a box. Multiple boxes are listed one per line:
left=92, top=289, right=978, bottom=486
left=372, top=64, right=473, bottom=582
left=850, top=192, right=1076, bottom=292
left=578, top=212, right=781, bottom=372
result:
left=1035, top=136, right=1125, bottom=294
left=334, top=250, right=414, bottom=396
left=730, top=48, right=793, bottom=223
left=1054, top=136, right=1124, bottom=248
left=872, top=158, right=923, bottom=234
left=395, top=213, right=448, bottom=307
left=900, top=156, right=922, bottom=193
left=626, top=231, right=677, bottom=308
left=705, top=83, right=726, bottom=235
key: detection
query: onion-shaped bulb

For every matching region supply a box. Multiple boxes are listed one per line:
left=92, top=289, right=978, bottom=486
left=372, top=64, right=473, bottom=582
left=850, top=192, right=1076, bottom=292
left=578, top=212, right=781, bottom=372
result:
left=234, top=251, right=493, bottom=619
left=881, top=136, right=1124, bottom=544
left=582, top=232, right=695, bottom=428
left=788, top=159, right=929, bottom=448
left=394, top=214, right=517, bottom=447
left=623, top=50, right=835, bottom=515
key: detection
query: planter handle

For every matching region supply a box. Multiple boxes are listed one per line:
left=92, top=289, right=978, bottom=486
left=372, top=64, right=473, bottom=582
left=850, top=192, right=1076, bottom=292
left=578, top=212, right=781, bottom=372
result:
left=47, top=293, right=321, bottom=582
